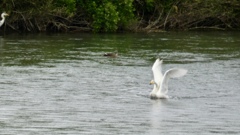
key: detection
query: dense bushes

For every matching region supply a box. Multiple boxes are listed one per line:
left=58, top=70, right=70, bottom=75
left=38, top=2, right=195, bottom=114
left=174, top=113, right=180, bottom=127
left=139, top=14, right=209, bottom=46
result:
left=74, top=0, right=135, bottom=32
left=0, top=0, right=240, bottom=33
left=83, top=0, right=135, bottom=32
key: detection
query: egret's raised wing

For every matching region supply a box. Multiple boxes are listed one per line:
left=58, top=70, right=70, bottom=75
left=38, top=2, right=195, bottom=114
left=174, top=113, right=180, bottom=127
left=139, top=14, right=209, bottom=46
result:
left=159, top=68, right=188, bottom=94
left=152, top=59, right=163, bottom=86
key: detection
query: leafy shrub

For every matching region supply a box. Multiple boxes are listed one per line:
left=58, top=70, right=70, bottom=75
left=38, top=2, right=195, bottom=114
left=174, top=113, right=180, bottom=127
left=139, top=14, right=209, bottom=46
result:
left=92, top=1, right=119, bottom=32
left=54, top=0, right=76, bottom=14
left=77, top=0, right=135, bottom=32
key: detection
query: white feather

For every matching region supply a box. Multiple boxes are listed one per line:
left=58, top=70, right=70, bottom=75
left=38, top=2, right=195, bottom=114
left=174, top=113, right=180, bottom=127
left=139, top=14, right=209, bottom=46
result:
left=149, top=59, right=163, bottom=97
left=150, top=59, right=187, bottom=99
left=157, top=68, right=187, bottom=96
left=152, top=59, right=163, bottom=85
left=0, top=12, right=9, bottom=27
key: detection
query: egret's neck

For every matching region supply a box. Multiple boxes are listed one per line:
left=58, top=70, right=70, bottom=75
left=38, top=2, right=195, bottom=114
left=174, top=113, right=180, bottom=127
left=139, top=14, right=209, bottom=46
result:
left=153, top=82, right=159, bottom=89
left=1, top=14, right=5, bottom=20
left=1, top=16, right=5, bottom=23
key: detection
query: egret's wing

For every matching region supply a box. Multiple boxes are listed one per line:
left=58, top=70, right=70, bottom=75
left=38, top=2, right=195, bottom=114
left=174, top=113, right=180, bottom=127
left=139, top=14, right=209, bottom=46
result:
left=152, top=59, right=163, bottom=85
left=159, top=68, right=188, bottom=94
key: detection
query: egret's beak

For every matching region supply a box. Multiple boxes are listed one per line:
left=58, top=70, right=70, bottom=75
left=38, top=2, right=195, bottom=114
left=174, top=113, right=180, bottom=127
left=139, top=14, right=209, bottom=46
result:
left=149, top=80, right=154, bottom=85
left=5, top=14, right=9, bottom=16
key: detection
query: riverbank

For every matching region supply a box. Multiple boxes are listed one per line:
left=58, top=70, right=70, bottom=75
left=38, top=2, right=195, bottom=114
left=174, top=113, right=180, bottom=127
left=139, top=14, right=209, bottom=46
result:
left=1, top=0, right=240, bottom=33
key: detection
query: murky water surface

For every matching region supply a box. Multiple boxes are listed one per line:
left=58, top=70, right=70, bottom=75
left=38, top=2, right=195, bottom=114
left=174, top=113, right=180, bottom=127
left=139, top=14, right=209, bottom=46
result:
left=0, top=32, right=239, bottom=134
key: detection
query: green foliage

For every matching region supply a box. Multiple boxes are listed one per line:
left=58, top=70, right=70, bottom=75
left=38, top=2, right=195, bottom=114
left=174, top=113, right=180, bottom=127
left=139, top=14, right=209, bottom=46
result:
left=76, top=0, right=135, bottom=32
left=54, top=0, right=76, bottom=14
left=145, top=0, right=154, bottom=12
left=91, top=1, right=119, bottom=32
left=1, top=0, right=240, bottom=32
left=1, top=0, right=51, bottom=14
left=115, top=0, right=135, bottom=29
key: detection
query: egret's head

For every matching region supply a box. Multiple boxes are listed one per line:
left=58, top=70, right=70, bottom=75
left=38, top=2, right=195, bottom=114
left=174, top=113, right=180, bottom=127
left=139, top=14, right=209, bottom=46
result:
left=1, top=12, right=9, bottom=17
left=149, top=80, right=155, bottom=85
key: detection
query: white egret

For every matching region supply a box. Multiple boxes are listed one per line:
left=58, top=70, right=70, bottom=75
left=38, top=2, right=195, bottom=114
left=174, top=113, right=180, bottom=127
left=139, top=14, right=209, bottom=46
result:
left=149, top=58, right=187, bottom=99
left=0, top=12, right=9, bottom=27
